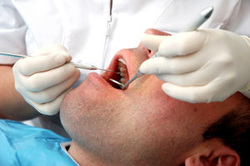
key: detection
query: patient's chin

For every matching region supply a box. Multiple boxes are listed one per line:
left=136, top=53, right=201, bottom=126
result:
left=60, top=88, right=80, bottom=126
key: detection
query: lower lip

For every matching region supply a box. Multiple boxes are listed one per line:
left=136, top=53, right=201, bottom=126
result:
left=87, top=72, right=114, bottom=89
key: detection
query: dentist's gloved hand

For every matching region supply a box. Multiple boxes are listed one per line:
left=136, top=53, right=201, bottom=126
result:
left=140, top=29, right=250, bottom=103
left=13, top=44, right=80, bottom=115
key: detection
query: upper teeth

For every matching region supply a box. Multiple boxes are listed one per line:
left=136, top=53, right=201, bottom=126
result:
left=118, top=58, right=126, bottom=65
left=109, top=58, right=128, bottom=88
left=118, top=58, right=127, bottom=84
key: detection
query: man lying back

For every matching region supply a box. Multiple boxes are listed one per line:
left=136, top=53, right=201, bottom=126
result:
left=0, top=30, right=249, bottom=165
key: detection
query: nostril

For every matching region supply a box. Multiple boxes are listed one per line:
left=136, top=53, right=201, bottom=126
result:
left=140, top=43, right=152, bottom=56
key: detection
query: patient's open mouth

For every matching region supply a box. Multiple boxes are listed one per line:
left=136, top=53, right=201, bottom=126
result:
left=101, top=58, right=129, bottom=90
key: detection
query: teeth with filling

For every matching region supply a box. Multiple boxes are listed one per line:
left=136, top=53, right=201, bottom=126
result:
left=109, top=58, right=127, bottom=87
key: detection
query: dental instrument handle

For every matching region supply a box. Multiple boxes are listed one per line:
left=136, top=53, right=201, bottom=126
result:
left=150, top=6, right=213, bottom=60
left=72, top=63, right=117, bottom=72
left=0, top=51, right=115, bottom=72
left=183, top=6, right=213, bottom=32
left=0, top=52, right=28, bottom=58
left=122, top=6, right=214, bottom=89
left=70, top=62, right=98, bottom=70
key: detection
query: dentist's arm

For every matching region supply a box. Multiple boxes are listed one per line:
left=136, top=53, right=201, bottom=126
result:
left=0, top=65, right=39, bottom=120
left=140, top=29, right=250, bottom=103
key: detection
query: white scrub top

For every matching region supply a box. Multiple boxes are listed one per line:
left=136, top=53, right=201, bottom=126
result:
left=0, top=0, right=249, bottom=77
left=0, top=0, right=249, bottom=135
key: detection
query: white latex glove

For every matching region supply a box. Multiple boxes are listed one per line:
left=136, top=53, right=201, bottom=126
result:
left=140, top=29, right=250, bottom=103
left=13, top=44, right=80, bottom=115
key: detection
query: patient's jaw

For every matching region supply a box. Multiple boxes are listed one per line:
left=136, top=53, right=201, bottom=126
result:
left=60, top=30, right=245, bottom=165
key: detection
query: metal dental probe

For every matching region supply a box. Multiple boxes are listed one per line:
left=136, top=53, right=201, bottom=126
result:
left=121, top=6, right=214, bottom=90
left=0, top=52, right=117, bottom=73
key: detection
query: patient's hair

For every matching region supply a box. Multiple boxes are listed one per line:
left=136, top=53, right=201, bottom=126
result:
left=203, top=104, right=250, bottom=166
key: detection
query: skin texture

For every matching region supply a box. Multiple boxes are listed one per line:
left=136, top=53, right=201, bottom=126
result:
left=0, top=65, right=38, bottom=120
left=60, top=30, right=247, bottom=165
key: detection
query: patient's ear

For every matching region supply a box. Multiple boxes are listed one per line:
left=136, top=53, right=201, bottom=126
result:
left=185, top=142, right=240, bottom=166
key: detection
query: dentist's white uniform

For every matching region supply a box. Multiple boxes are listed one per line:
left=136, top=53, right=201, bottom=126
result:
left=0, top=0, right=249, bottom=135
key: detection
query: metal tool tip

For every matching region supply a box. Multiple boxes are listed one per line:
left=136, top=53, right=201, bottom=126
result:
left=202, top=6, right=214, bottom=18
left=109, top=79, right=125, bottom=88
left=121, top=83, right=129, bottom=90
left=121, top=75, right=138, bottom=90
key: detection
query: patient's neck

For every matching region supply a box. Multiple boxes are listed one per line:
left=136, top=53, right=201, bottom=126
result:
left=69, top=141, right=118, bottom=166
left=68, top=141, right=178, bottom=166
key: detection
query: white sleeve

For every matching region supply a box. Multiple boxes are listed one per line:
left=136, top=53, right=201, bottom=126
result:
left=0, top=0, right=27, bottom=64
left=227, top=0, right=250, bottom=36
